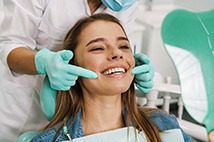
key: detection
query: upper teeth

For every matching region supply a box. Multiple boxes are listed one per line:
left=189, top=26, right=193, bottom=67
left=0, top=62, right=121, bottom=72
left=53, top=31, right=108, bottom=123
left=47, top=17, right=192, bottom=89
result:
left=103, top=68, right=125, bottom=75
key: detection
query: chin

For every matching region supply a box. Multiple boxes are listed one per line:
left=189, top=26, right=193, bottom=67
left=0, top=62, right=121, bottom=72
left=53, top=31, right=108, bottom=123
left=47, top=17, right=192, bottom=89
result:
left=111, top=84, right=131, bottom=94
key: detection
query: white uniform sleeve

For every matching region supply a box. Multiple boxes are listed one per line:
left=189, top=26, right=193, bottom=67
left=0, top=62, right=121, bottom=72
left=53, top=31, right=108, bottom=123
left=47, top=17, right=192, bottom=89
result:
left=0, top=0, right=49, bottom=67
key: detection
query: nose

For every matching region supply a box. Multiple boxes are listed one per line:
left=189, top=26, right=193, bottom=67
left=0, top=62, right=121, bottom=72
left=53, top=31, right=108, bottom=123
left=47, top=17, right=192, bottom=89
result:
left=108, top=48, right=123, bottom=60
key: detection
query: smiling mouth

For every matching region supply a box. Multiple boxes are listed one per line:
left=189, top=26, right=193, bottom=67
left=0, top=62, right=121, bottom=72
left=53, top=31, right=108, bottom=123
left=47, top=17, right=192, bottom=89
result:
left=103, top=67, right=127, bottom=75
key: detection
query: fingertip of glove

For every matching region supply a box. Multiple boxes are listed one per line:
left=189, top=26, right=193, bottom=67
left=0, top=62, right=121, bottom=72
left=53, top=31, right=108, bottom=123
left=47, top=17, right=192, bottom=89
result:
left=86, top=71, right=98, bottom=79
left=134, top=53, right=150, bottom=64
left=60, top=50, right=73, bottom=61
left=131, top=70, right=135, bottom=75
left=131, top=67, right=138, bottom=74
left=91, top=72, right=98, bottom=79
left=65, top=50, right=73, bottom=59
left=136, top=84, right=152, bottom=94
left=144, top=58, right=150, bottom=64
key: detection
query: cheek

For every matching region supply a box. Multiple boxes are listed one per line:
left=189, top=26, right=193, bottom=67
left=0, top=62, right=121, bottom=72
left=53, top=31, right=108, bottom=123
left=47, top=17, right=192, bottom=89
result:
left=127, top=54, right=135, bottom=81
left=74, top=50, right=98, bottom=70
left=82, top=55, right=102, bottom=71
left=127, top=53, right=135, bottom=68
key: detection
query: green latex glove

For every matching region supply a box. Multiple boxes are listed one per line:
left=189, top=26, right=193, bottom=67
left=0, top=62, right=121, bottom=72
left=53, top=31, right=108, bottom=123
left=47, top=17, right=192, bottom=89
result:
left=131, top=53, right=154, bottom=93
left=35, top=48, right=98, bottom=90
left=16, top=130, right=38, bottom=142
left=40, top=75, right=57, bottom=121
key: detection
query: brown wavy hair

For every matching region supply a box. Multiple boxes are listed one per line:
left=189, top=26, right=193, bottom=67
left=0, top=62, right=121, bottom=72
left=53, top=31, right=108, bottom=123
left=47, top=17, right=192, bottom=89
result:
left=44, top=13, right=162, bottom=142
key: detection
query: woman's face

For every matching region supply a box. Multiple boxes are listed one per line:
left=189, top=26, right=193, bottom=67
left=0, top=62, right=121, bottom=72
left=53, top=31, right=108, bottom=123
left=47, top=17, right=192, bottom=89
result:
left=74, top=20, right=135, bottom=96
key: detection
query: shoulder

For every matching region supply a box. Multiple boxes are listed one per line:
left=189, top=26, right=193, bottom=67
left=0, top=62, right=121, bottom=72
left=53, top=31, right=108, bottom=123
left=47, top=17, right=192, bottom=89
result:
left=147, top=110, right=192, bottom=142
left=30, top=128, right=66, bottom=142
left=30, top=129, right=56, bottom=142
left=147, top=110, right=180, bottom=131
left=31, top=110, right=82, bottom=142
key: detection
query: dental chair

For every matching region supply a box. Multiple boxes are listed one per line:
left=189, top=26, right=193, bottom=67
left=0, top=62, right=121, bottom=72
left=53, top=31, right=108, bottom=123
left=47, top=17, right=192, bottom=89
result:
left=158, top=8, right=214, bottom=141
left=17, top=9, right=214, bottom=141
left=16, top=76, right=56, bottom=142
left=142, top=72, right=209, bottom=141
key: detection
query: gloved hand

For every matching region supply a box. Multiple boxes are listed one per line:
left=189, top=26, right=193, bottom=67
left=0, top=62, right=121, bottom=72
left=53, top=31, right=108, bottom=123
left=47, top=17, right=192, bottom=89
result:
left=35, top=48, right=98, bottom=90
left=131, top=53, right=154, bottom=93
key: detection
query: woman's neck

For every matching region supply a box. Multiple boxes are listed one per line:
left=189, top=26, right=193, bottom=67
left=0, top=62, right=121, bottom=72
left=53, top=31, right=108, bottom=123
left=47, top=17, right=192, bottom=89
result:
left=87, top=0, right=102, bottom=14
left=82, top=94, right=125, bottom=135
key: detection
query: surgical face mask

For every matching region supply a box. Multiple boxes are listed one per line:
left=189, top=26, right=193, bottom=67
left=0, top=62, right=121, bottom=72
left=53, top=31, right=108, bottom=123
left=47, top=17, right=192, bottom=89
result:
left=101, top=0, right=139, bottom=12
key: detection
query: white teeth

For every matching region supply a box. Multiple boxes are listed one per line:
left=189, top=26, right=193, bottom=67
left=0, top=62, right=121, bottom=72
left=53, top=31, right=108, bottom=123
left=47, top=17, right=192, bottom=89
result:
left=104, top=68, right=125, bottom=75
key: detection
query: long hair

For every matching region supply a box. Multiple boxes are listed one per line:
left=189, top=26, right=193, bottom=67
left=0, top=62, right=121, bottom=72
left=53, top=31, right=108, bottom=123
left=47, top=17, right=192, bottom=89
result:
left=44, top=13, right=162, bottom=142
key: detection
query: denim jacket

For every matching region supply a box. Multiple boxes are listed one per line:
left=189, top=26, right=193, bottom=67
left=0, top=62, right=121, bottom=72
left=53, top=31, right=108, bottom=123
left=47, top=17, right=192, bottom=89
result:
left=31, top=109, right=192, bottom=142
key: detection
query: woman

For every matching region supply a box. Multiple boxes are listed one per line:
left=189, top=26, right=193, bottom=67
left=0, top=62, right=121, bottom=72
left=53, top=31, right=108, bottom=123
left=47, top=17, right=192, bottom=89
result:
left=30, top=13, right=191, bottom=142
left=0, top=1, right=154, bottom=141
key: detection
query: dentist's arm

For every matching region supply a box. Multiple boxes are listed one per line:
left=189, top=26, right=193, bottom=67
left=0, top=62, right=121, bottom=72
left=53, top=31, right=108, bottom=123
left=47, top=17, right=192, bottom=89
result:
left=7, top=47, right=38, bottom=75
left=131, top=53, right=154, bottom=93
left=8, top=47, right=97, bottom=90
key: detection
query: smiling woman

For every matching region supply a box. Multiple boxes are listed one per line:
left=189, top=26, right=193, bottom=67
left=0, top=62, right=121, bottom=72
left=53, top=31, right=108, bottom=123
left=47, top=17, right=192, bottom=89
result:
left=70, top=20, right=135, bottom=96
left=29, top=13, right=190, bottom=142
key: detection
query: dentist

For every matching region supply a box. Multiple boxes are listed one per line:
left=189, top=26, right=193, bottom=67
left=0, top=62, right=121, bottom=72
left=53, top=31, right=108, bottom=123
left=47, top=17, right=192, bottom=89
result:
left=0, top=0, right=154, bottom=141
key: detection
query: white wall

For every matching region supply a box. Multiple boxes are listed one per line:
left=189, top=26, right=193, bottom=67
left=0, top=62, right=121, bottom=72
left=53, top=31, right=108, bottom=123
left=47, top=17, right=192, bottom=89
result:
left=0, top=0, right=4, bottom=23
left=135, top=2, right=180, bottom=84
left=0, top=0, right=3, bottom=11
left=0, top=0, right=4, bottom=79
left=140, top=0, right=174, bottom=5
left=174, top=0, right=214, bottom=11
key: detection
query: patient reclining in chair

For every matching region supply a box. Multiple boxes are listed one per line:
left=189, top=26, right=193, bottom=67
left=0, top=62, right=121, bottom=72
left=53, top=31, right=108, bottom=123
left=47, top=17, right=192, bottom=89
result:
left=19, top=13, right=191, bottom=142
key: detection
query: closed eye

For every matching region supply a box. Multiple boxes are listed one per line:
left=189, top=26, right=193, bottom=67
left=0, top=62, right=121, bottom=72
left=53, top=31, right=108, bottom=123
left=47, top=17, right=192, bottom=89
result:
left=119, top=45, right=130, bottom=49
left=90, top=47, right=104, bottom=51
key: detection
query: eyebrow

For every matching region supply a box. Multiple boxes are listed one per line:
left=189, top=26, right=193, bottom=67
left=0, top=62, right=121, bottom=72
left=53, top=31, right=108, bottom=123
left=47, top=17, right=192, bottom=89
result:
left=86, top=38, right=105, bottom=46
left=117, top=37, right=129, bottom=42
left=86, top=37, right=129, bottom=47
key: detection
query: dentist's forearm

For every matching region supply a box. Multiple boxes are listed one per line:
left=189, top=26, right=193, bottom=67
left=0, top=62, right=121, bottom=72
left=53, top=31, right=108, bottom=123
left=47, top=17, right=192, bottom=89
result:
left=7, top=47, right=38, bottom=75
